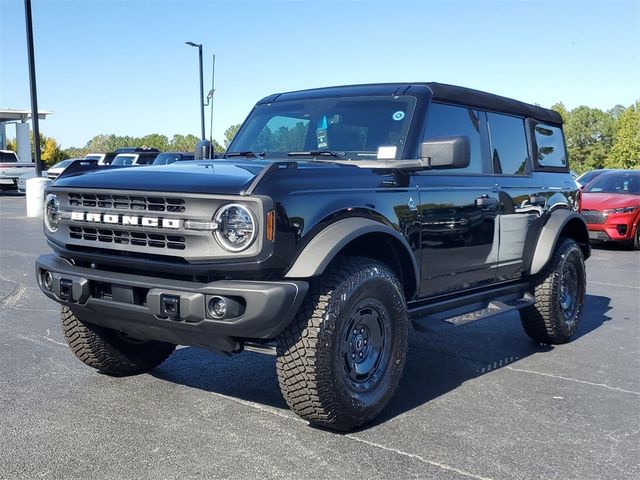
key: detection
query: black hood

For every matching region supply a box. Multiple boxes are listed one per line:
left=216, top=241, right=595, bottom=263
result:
left=52, top=160, right=269, bottom=195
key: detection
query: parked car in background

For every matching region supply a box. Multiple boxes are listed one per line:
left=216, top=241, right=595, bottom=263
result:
left=152, top=152, right=195, bottom=165
left=0, top=150, right=35, bottom=191
left=84, top=152, right=118, bottom=165
left=114, top=147, right=160, bottom=154
left=581, top=169, right=640, bottom=249
left=47, top=159, right=80, bottom=181
left=111, top=151, right=160, bottom=166
left=576, top=169, right=613, bottom=189
left=17, top=170, right=48, bottom=193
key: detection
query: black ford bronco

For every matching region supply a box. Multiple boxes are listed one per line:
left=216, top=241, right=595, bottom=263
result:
left=36, top=83, right=589, bottom=431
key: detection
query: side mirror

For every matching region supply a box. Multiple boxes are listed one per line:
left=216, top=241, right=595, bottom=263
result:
left=420, top=136, right=470, bottom=169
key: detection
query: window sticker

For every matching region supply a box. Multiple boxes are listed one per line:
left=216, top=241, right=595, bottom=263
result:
left=377, top=146, right=397, bottom=159
left=392, top=111, right=405, bottom=121
left=316, top=115, right=328, bottom=149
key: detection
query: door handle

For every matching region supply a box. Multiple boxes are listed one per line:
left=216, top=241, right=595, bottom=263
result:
left=475, top=195, right=499, bottom=208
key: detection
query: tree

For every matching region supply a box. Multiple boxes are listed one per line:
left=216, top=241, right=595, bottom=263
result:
left=561, top=106, right=615, bottom=173
left=224, top=124, right=241, bottom=147
left=607, top=101, right=640, bottom=169
left=41, top=137, right=68, bottom=168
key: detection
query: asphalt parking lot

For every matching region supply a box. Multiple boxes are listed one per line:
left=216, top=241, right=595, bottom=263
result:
left=0, top=193, right=638, bottom=480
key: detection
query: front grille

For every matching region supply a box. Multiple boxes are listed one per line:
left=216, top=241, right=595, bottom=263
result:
left=68, top=193, right=186, bottom=212
left=582, top=210, right=607, bottom=225
left=69, top=226, right=186, bottom=250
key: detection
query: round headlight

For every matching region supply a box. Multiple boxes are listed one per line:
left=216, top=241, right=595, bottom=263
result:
left=214, top=203, right=257, bottom=252
left=44, top=193, right=60, bottom=232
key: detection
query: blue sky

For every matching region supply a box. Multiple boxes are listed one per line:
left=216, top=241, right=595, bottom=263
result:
left=1, top=0, right=638, bottom=149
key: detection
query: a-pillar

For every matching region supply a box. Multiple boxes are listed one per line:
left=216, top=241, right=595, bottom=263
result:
left=16, top=121, right=32, bottom=163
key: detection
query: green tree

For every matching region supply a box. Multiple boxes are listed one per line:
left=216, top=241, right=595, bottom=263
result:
left=607, top=101, right=640, bottom=169
left=561, top=106, right=615, bottom=173
left=224, top=124, right=242, bottom=147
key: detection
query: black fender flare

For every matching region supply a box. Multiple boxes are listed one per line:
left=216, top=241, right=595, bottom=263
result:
left=530, top=209, right=590, bottom=275
left=284, top=217, right=420, bottom=293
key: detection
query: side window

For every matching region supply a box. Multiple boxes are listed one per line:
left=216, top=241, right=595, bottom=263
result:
left=534, top=123, right=567, bottom=169
left=249, top=115, right=310, bottom=153
left=487, top=112, right=529, bottom=174
left=423, top=103, right=483, bottom=173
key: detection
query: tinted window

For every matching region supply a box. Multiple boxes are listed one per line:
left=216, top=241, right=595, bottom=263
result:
left=487, top=113, right=528, bottom=174
left=230, top=96, right=416, bottom=159
left=534, top=124, right=567, bottom=168
left=0, top=151, right=18, bottom=162
left=423, top=103, right=482, bottom=173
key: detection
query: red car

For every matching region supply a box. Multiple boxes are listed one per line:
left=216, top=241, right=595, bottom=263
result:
left=581, top=170, right=640, bottom=249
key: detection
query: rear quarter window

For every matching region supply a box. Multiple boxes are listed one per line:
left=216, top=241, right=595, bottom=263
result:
left=532, top=123, right=568, bottom=170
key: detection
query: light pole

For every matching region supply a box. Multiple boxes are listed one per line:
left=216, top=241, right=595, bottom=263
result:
left=185, top=41, right=205, bottom=141
left=24, top=0, right=42, bottom=175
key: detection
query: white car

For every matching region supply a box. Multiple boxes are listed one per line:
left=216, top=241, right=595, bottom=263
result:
left=0, top=150, right=35, bottom=191
left=47, top=158, right=80, bottom=180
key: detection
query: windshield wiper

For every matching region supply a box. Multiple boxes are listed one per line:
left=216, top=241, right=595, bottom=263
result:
left=288, top=150, right=345, bottom=159
left=224, top=151, right=265, bottom=159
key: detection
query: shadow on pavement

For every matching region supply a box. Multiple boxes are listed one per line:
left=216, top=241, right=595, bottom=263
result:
left=152, top=293, right=613, bottom=428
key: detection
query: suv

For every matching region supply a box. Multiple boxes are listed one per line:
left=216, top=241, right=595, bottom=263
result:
left=111, top=151, right=160, bottom=166
left=36, top=83, right=590, bottom=431
left=0, top=150, right=34, bottom=190
left=152, top=152, right=195, bottom=165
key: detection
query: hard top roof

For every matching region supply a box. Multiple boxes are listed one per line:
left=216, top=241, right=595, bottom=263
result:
left=257, top=82, right=562, bottom=125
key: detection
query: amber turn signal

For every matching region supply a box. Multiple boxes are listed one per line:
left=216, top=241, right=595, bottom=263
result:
left=266, top=210, right=275, bottom=241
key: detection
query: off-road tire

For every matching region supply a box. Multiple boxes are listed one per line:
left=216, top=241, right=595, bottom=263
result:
left=276, top=257, right=408, bottom=431
left=520, top=238, right=586, bottom=344
left=61, top=306, right=175, bottom=376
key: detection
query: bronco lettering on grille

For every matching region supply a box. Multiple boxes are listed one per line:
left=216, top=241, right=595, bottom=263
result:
left=69, top=212, right=181, bottom=229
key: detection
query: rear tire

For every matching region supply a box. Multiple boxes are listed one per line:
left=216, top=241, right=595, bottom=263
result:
left=520, top=238, right=586, bottom=344
left=276, top=257, right=408, bottom=431
left=61, top=306, right=175, bottom=376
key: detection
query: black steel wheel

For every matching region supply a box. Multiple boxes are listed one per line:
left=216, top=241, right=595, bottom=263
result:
left=521, top=238, right=586, bottom=344
left=276, top=257, right=408, bottom=431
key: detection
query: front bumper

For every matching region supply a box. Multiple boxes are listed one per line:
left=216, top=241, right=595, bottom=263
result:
left=36, top=254, right=308, bottom=352
left=586, top=212, right=638, bottom=242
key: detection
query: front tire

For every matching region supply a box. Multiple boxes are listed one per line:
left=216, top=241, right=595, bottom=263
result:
left=276, top=257, right=408, bottom=431
left=520, top=238, right=586, bottom=344
left=634, top=224, right=640, bottom=250
left=61, top=306, right=175, bottom=376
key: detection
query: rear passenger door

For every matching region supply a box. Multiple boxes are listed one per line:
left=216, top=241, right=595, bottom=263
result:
left=486, top=112, right=548, bottom=281
left=414, top=103, right=499, bottom=297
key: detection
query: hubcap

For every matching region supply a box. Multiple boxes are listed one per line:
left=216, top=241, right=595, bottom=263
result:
left=342, top=299, right=391, bottom=392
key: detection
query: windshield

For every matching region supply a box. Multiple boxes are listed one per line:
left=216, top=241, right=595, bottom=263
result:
left=227, top=95, right=416, bottom=160
left=153, top=153, right=190, bottom=165
left=51, top=159, right=74, bottom=169
left=0, top=151, right=18, bottom=162
left=112, top=154, right=136, bottom=165
left=584, top=171, right=640, bottom=195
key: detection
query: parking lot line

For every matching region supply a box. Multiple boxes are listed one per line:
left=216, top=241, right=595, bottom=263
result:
left=589, top=281, right=640, bottom=290
left=506, top=366, right=640, bottom=395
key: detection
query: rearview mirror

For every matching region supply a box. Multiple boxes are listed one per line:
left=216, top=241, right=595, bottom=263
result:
left=420, top=136, right=470, bottom=169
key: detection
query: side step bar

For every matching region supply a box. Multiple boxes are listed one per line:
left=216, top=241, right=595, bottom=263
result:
left=409, top=282, right=535, bottom=332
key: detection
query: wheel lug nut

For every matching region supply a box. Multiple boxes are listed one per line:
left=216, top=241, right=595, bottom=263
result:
left=360, top=328, right=365, bottom=334
left=364, top=340, right=368, bottom=345
left=353, top=329, right=357, bottom=335
left=351, top=353, right=356, bottom=359
left=359, top=352, right=363, bottom=358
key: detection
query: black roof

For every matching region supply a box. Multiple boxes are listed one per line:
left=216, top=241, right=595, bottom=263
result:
left=258, top=82, right=562, bottom=125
